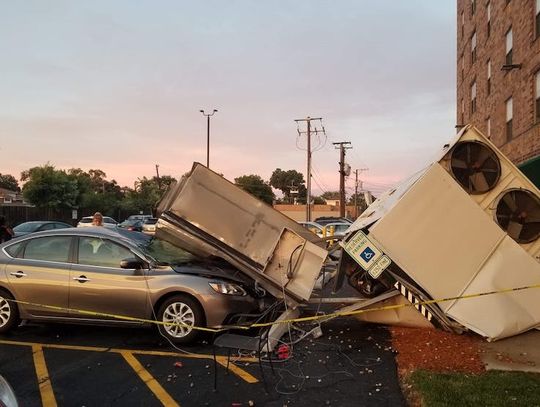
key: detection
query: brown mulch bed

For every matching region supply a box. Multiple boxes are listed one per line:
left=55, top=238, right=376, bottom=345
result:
left=389, top=326, right=486, bottom=406
left=390, top=326, right=485, bottom=375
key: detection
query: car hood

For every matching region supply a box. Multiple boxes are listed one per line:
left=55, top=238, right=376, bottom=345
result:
left=155, top=163, right=329, bottom=305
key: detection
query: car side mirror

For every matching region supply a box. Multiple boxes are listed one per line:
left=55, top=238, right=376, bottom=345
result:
left=120, top=257, right=146, bottom=269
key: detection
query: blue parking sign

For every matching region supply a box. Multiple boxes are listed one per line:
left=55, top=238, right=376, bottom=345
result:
left=360, top=247, right=375, bottom=263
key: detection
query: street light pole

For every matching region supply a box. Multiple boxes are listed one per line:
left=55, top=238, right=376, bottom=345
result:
left=199, top=109, right=218, bottom=168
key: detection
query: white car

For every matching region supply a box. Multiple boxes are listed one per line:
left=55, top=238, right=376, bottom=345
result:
left=77, top=216, right=118, bottom=229
left=142, top=217, right=158, bottom=235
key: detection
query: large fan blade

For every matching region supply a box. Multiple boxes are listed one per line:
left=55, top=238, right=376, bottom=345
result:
left=470, top=172, right=489, bottom=191
left=502, top=192, right=518, bottom=212
left=507, top=221, right=523, bottom=239
left=452, top=158, right=469, bottom=169
left=475, top=147, right=492, bottom=167
left=524, top=214, right=540, bottom=224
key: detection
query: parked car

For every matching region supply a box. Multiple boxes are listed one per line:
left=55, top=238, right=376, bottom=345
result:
left=117, top=219, right=144, bottom=232
left=12, top=221, right=72, bottom=238
left=0, top=374, right=18, bottom=407
left=77, top=216, right=118, bottom=229
left=314, top=216, right=352, bottom=226
left=298, top=221, right=325, bottom=238
left=0, top=227, right=258, bottom=343
left=126, top=214, right=153, bottom=222
left=142, top=218, right=158, bottom=235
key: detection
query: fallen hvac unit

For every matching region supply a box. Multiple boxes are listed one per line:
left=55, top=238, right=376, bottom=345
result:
left=155, top=163, right=328, bottom=306
left=340, top=125, right=540, bottom=340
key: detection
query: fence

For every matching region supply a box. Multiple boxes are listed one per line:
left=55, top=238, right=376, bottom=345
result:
left=0, top=206, right=145, bottom=227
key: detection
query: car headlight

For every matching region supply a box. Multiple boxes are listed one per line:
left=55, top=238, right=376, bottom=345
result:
left=209, top=282, right=247, bottom=296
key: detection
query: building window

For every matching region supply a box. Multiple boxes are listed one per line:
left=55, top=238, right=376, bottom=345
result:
left=505, top=28, right=513, bottom=65
left=487, top=59, right=491, bottom=95
left=486, top=2, right=491, bottom=37
left=487, top=117, right=491, bottom=139
left=461, top=98, right=465, bottom=124
left=536, top=0, right=540, bottom=39
left=461, top=11, right=465, bottom=38
left=471, top=31, right=477, bottom=63
left=506, top=97, right=513, bottom=140
left=471, top=81, right=477, bottom=114
left=472, top=0, right=476, bottom=15
left=536, top=71, right=540, bottom=123
left=461, top=53, right=465, bottom=80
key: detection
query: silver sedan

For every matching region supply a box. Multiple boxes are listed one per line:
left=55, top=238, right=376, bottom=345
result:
left=0, top=228, right=258, bottom=344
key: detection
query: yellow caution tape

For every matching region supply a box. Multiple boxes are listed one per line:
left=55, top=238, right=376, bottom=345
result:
left=7, top=282, right=540, bottom=333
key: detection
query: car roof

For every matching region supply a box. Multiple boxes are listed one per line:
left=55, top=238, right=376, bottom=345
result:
left=5, top=227, right=145, bottom=247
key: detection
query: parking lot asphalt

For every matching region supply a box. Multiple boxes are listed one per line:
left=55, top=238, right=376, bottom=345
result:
left=0, top=318, right=405, bottom=406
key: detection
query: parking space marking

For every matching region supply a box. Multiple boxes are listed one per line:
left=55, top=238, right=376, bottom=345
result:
left=0, top=339, right=258, bottom=384
left=32, top=345, right=57, bottom=407
left=121, top=351, right=180, bottom=407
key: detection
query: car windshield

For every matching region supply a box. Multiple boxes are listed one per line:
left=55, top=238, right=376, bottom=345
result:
left=134, top=237, right=195, bottom=266
left=332, top=224, right=350, bottom=233
left=13, top=223, right=41, bottom=233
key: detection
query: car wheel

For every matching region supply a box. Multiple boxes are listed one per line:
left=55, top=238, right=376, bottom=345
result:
left=0, top=290, right=19, bottom=334
left=157, top=295, right=204, bottom=344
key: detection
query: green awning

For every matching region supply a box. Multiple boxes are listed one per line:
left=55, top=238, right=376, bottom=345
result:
left=518, top=155, right=540, bottom=189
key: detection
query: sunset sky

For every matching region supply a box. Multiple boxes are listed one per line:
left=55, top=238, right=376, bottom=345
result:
left=1, top=1, right=456, bottom=196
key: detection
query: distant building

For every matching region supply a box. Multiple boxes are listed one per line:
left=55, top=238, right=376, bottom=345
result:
left=0, top=188, right=27, bottom=206
left=456, top=0, right=540, bottom=185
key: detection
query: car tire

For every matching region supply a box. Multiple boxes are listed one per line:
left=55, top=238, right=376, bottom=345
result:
left=0, top=290, right=19, bottom=334
left=157, top=295, right=204, bottom=344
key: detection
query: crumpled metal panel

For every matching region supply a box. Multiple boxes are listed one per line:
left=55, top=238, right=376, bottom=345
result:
left=156, top=163, right=328, bottom=303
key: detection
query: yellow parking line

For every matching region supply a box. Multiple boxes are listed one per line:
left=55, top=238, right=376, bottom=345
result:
left=32, top=345, right=57, bottom=407
left=121, top=351, right=179, bottom=407
left=0, top=339, right=259, bottom=383
left=214, top=355, right=259, bottom=384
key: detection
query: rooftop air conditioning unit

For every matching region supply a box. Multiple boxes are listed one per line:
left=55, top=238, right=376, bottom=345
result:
left=342, top=125, right=540, bottom=340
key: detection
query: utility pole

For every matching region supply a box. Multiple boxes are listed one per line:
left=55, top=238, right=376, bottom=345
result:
left=295, top=117, right=325, bottom=221
left=354, top=168, right=369, bottom=218
left=333, top=142, right=352, bottom=217
left=155, top=164, right=161, bottom=188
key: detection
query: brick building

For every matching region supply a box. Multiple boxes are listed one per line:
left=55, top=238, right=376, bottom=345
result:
left=456, top=0, right=540, bottom=185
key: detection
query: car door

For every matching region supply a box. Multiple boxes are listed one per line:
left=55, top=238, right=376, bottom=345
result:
left=4, top=235, right=72, bottom=317
left=68, top=236, right=149, bottom=321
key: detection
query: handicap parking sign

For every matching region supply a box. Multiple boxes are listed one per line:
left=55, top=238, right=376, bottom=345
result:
left=342, top=230, right=386, bottom=272
left=360, top=247, right=375, bottom=263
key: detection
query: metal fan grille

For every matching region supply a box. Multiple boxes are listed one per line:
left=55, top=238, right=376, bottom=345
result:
left=450, top=141, right=501, bottom=194
left=495, top=189, right=540, bottom=243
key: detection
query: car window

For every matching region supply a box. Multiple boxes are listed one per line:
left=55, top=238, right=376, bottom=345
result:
left=24, top=236, right=71, bottom=263
left=40, top=223, right=56, bottom=231
left=54, top=223, right=70, bottom=229
left=13, top=223, right=39, bottom=233
left=4, top=241, right=24, bottom=258
left=78, top=237, right=134, bottom=268
left=103, top=218, right=117, bottom=225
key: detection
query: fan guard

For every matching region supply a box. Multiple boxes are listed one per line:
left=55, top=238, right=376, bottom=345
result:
left=450, top=141, right=501, bottom=194
left=495, top=189, right=540, bottom=243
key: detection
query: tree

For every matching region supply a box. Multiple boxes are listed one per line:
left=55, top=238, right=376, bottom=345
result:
left=0, top=174, right=19, bottom=192
left=321, top=191, right=340, bottom=201
left=121, top=177, right=162, bottom=214
left=234, top=175, right=275, bottom=204
left=21, top=164, right=78, bottom=209
left=347, top=192, right=368, bottom=216
left=152, top=175, right=177, bottom=191
left=269, top=169, right=306, bottom=203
